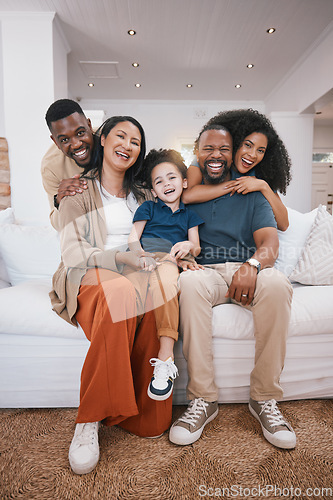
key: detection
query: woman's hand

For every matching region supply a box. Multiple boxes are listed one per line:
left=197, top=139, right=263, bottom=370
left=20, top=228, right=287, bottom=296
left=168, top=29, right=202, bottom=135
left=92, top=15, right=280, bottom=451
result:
left=116, top=250, right=158, bottom=271
left=223, top=176, right=266, bottom=196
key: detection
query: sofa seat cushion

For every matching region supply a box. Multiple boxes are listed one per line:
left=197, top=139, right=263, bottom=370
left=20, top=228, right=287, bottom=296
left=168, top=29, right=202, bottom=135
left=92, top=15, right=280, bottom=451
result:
left=0, top=280, right=81, bottom=340
left=212, top=284, right=333, bottom=340
left=2, top=279, right=333, bottom=344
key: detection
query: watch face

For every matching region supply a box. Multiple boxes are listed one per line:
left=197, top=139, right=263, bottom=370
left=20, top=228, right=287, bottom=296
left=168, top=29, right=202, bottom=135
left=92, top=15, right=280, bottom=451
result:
left=247, top=258, right=261, bottom=272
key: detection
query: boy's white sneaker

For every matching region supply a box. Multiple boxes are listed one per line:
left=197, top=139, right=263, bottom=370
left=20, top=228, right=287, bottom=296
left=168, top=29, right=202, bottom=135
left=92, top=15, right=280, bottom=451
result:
left=69, top=422, right=100, bottom=474
left=147, top=357, right=178, bottom=401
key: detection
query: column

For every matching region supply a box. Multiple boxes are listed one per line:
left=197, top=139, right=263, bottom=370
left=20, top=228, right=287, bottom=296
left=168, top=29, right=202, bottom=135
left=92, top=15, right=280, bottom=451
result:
left=0, top=12, right=69, bottom=223
left=269, top=112, right=314, bottom=213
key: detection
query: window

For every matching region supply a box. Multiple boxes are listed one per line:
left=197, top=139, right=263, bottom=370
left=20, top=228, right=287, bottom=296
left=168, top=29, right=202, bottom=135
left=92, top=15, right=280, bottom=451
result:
left=312, top=152, right=333, bottom=162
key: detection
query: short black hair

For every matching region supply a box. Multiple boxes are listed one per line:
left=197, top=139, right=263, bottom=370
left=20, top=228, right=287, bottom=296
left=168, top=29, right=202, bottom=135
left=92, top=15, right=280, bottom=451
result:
left=143, top=149, right=187, bottom=189
left=194, top=124, right=232, bottom=152
left=45, top=99, right=85, bottom=131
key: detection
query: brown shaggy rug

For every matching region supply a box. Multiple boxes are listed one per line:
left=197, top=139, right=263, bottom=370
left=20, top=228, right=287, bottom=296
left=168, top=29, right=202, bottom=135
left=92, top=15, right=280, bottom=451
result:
left=0, top=400, right=332, bottom=499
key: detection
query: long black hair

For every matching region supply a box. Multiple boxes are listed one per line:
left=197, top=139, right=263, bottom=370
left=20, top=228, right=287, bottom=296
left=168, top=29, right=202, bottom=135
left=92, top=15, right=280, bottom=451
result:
left=203, top=109, right=292, bottom=194
left=82, top=115, right=147, bottom=201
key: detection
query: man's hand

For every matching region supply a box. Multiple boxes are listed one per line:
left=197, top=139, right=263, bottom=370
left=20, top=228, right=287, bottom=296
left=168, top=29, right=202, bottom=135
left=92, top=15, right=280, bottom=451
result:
left=56, top=174, right=87, bottom=205
left=225, top=263, right=257, bottom=306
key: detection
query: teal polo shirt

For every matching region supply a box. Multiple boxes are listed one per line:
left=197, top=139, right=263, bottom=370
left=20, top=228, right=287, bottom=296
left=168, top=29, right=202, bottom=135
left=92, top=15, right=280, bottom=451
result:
left=189, top=187, right=277, bottom=265
left=133, top=198, right=204, bottom=253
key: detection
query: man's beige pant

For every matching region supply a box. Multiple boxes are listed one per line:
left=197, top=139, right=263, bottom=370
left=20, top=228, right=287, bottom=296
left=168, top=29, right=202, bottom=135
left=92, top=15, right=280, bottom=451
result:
left=179, top=263, right=293, bottom=402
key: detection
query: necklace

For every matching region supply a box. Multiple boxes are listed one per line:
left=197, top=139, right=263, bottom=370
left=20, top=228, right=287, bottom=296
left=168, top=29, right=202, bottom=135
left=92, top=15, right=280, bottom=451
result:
left=100, top=181, right=126, bottom=199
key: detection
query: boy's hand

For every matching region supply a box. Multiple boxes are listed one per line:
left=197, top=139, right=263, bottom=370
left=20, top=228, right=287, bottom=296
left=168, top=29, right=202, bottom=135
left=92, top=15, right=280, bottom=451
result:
left=177, top=258, right=204, bottom=271
left=170, top=240, right=194, bottom=259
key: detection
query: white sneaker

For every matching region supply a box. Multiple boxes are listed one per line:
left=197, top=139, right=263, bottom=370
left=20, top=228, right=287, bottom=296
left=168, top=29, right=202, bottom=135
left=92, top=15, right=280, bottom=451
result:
left=147, top=357, right=178, bottom=401
left=68, top=422, right=100, bottom=474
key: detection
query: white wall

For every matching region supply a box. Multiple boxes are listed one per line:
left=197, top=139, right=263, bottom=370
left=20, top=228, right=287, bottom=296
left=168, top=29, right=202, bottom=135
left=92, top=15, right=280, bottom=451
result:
left=80, top=98, right=265, bottom=152
left=313, top=125, right=333, bottom=152
left=0, top=12, right=70, bottom=224
left=53, top=17, right=69, bottom=101
left=270, top=112, right=314, bottom=213
left=1, top=13, right=55, bottom=224
left=0, top=22, right=5, bottom=137
left=263, top=25, right=333, bottom=212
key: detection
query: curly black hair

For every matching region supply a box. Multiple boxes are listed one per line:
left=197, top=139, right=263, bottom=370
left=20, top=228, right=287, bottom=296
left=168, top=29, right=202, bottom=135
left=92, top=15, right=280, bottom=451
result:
left=143, top=148, right=187, bottom=190
left=199, top=109, right=292, bottom=195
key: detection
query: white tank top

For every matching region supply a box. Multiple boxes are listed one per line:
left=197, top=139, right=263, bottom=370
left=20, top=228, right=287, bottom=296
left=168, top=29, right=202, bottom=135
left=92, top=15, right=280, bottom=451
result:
left=95, top=179, right=139, bottom=251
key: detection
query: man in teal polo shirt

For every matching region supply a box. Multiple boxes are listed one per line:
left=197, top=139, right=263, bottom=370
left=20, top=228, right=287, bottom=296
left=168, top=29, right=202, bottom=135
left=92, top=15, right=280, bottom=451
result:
left=169, top=123, right=296, bottom=450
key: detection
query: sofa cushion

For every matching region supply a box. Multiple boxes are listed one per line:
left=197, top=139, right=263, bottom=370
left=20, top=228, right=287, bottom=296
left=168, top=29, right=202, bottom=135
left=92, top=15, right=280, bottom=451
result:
left=0, top=280, right=79, bottom=339
left=0, top=224, right=60, bottom=285
left=0, top=207, right=15, bottom=224
left=289, top=205, right=333, bottom=285
left=275, top=206, right=318, bottom=277
left=212, top=283, right=333, bottom=340
left=0, top=208, right=15, bottom=285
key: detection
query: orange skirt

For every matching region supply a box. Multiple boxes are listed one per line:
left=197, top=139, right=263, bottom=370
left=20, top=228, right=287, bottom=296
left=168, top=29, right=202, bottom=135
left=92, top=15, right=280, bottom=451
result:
left=75, top=268, right=172, bottom=437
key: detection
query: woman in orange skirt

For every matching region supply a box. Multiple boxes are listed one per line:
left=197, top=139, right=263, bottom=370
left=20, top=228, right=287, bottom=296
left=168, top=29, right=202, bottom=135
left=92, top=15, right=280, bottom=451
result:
left=50, top=115, right=178, bottom=475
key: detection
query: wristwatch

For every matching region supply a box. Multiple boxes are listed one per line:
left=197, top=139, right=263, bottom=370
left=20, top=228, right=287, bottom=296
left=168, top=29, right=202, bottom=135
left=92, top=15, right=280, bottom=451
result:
left=53, top=194, right=59, bottom=209
left=246, top=258, right=261, bottom=273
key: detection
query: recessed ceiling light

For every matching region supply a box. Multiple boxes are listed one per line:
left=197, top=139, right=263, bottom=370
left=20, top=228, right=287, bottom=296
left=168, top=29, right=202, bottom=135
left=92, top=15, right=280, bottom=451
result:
left=266, top=28, right=276, bottom=34
left=128, top=29, right=136, bottom=36
left=235, top=84, right=241, bottom=89
left=247, top=64, right=254, bottom=69
left=186, top=84, right=193, bottom=88
left=135, top=83, right=141, bottom=88
left=132, top=62, right=139, bottom=67
left=88, top=83, right=94, bottom=87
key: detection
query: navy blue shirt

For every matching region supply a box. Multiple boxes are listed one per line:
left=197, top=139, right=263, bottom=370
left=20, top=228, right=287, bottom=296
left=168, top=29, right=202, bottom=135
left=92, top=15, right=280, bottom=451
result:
left=189, top=184, right=277, bottom=265
left=133, top=198, right=204, bottom=253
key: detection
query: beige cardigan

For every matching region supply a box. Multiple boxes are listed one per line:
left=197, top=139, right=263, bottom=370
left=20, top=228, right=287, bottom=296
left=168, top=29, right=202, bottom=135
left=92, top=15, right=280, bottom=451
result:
left=50, top=179, right=146, bottom=326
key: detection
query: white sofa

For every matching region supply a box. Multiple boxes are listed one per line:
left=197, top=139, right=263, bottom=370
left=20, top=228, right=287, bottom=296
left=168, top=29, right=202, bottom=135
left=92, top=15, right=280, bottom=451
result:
left=0, top=205, right=332, bottom=408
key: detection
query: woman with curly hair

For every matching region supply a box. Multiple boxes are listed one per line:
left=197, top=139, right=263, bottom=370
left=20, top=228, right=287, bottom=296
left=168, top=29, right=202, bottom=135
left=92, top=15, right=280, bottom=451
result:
left=182, top=109, right=292, bottom=231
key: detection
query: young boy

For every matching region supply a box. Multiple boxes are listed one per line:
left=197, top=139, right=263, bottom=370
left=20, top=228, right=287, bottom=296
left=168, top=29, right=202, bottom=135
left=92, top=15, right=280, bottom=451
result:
left=129, top=149, right=203, bottom=401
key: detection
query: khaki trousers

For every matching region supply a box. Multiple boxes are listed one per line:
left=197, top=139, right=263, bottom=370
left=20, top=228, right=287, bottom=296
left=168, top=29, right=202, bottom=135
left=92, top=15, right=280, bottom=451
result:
left=123, top=255, right=180, bottom=342
left=179, top=263, right=293, bottom=402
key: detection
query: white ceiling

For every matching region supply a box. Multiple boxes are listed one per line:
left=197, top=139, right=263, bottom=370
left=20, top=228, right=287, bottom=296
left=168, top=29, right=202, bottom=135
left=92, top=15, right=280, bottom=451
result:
left=1, top=0, right=333, bottom=123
